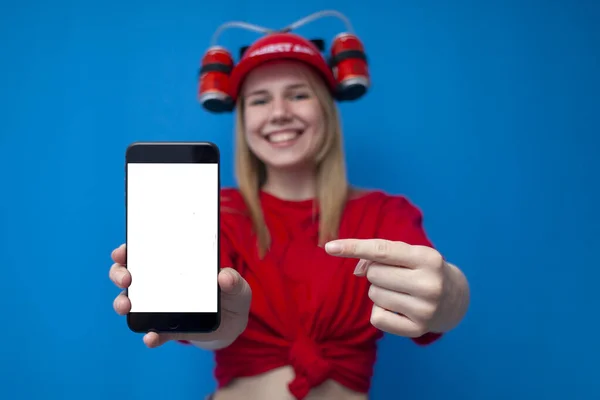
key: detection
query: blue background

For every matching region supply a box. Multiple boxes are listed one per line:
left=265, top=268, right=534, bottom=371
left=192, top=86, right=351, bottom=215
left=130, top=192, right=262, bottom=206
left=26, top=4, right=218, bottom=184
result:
left=1, top=0, right=598, bottom=399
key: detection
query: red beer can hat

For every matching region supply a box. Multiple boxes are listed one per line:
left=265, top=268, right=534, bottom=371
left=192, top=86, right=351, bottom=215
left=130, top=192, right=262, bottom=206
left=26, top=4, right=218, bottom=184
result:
left=228, top=32, right=337, bottom=101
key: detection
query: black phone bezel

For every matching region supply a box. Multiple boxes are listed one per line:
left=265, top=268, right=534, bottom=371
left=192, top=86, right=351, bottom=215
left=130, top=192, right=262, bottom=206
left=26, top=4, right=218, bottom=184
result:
left=124, top=141, right=221, bottom=333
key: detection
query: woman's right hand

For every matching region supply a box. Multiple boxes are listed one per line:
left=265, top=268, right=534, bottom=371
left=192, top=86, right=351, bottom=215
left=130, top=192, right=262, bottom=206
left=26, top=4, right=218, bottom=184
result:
left=109, top=243, right=252, bottom=348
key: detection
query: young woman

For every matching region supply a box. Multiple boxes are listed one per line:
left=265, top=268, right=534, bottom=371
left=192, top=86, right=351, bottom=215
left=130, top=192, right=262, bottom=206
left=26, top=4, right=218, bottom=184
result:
left=109, top=31, right=470, bottom=400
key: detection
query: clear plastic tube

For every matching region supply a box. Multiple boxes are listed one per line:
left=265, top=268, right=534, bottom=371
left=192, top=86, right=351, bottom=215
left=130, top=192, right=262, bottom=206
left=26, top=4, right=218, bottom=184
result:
left=281, top=10, right=354, bottom=34
left=209, top=10, right=355, bottom=48
left=210, top=21, right=274, bottom=47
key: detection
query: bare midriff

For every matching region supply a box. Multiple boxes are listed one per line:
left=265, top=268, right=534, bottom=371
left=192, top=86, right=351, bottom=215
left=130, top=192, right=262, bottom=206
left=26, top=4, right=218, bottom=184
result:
left=213, top=366, right=369, bottom=400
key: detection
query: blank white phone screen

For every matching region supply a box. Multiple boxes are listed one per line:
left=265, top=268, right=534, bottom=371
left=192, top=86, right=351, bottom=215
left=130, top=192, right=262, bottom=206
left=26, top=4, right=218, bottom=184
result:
left=126, top=162, right=218, bottom=313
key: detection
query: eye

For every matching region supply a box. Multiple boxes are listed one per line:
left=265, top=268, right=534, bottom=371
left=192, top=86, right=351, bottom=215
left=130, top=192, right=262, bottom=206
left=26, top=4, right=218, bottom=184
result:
left=290, top=92, right=311, bottom=101
left=247, top=97, right=269, bottom=106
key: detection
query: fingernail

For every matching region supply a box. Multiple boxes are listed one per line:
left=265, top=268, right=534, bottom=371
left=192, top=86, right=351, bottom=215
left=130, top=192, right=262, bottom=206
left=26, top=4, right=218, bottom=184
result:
left=223, top=270, right=236, bottom=286
left=354, top=260, right=367, bottom=276
left=325, top=241, right=342, bottom=254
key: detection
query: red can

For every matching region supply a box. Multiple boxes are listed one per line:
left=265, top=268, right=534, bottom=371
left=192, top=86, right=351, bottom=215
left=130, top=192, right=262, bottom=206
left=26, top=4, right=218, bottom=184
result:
left=198, top=46, right=235, bottom=112
left=330, top=33, right=369, bottom=100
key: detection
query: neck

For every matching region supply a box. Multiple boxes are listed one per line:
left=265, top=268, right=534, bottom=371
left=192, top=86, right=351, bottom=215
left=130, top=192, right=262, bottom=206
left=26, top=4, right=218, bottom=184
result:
left=262, top=166, right=318, bottom=201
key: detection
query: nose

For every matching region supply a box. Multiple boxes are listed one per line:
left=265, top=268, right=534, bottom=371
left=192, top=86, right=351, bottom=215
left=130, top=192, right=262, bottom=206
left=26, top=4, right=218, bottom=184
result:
left=269, top=96, right=292, bottom=124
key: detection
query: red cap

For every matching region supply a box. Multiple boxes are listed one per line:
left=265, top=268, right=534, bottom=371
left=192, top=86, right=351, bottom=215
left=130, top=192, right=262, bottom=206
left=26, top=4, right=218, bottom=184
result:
left=228, top=32, right=337, bottom=101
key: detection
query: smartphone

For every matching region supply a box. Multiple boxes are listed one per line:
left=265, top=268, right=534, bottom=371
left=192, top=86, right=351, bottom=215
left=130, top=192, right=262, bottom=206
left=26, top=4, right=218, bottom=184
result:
left=125, top=142, right=220, bottom=333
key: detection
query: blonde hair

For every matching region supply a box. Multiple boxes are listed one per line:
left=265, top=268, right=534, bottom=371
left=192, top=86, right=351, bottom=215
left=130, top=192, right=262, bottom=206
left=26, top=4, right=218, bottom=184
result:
left=234, top=64, right=349, bottom=258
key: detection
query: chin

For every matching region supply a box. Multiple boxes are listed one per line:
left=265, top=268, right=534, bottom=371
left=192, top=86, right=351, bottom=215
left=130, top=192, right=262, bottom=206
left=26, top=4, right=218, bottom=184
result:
left=259, top=152, right=316, bottom=171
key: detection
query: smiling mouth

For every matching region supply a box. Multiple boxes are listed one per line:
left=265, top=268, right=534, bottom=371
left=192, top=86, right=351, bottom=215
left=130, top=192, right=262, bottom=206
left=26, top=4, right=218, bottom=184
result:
left=264, top=130, right=304, bottom=144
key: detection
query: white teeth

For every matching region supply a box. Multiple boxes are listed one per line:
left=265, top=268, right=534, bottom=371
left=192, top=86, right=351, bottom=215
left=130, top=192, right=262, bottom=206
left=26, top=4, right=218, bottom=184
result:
left=267, top=131, right=299, bottom=143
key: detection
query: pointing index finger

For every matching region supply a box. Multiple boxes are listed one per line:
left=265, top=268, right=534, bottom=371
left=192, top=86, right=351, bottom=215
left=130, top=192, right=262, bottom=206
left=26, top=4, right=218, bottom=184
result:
left=325, top=238, right=420, bottom=268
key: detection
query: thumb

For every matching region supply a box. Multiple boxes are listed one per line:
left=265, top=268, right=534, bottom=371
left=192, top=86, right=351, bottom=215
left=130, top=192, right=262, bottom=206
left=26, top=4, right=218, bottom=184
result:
left=219, top=268, right=251, bottom=310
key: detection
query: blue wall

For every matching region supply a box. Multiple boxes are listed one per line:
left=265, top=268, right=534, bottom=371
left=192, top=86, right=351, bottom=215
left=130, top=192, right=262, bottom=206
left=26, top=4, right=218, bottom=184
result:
left=1, top=0, right=598, bottom=398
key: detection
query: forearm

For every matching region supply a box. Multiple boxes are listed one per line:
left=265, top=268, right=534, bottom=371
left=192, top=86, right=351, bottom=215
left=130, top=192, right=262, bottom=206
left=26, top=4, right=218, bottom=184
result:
left=436, top=262, right=470, bottom=333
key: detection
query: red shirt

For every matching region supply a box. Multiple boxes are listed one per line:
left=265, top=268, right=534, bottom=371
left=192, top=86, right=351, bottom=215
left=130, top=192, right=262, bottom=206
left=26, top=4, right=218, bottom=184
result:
left=181, top=188, right=442, bottom=399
